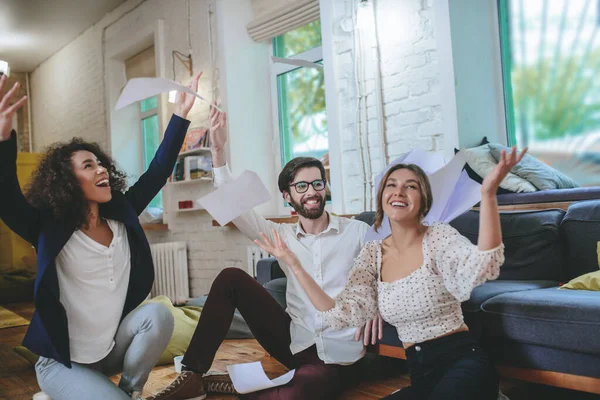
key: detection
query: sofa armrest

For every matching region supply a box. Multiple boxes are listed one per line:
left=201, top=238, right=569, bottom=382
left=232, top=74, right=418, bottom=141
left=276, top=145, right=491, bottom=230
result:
left=256, top=257, right=285, bottom=285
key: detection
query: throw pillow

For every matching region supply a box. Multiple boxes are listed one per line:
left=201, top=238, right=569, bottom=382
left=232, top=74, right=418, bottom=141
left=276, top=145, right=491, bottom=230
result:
left=462, top=144, right=538, bottom=193
left=560, top=242, right=600, bottom=291
left=488, top=143, right=579, bottom=190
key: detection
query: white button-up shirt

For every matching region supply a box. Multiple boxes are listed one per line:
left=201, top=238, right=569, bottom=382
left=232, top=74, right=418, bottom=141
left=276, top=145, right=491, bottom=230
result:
left=55, top=219, right=130, bottom=363
left=211, top=165, right=369, bottom=365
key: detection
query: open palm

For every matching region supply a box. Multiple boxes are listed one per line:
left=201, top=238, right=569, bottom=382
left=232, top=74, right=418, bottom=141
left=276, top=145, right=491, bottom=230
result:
left=481, top=147, right=527, bottom=195
left=255, top=230, right=300, bottom=268
left=0, top=75, right=28, bottom=142
left=174, top=71, right=202, bottom=119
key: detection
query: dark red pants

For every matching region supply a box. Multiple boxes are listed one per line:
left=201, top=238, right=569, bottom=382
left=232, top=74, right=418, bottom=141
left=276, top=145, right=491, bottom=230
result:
left=182, top=267, right=358, bottom=400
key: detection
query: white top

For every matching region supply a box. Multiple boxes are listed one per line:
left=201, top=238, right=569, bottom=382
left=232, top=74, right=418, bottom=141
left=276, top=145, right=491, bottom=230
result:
left=210, top=165, right=370, bottom=365
left=319, top=222, right=505, bottom=343
left=55, top=219, right=131, bottom=363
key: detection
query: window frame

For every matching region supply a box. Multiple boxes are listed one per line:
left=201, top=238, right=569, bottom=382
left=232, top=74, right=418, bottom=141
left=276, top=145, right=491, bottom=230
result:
left=139, top=96, right=163, bottom=209
left=270, top=42, right=333, bottom=215
left=497, top=0, right=517, bottom=147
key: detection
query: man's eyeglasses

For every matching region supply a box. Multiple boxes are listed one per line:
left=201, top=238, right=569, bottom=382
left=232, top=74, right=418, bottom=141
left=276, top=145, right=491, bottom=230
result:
left=290, top=179, right=327, bottom=193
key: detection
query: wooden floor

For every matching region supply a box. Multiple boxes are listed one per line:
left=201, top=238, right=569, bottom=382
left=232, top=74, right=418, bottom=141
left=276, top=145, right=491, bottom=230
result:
left=1, top=302, right=599, bottom=400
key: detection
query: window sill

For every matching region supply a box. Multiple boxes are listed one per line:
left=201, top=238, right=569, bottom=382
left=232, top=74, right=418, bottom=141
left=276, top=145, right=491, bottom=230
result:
left=212, top=214, right=357, bottom=227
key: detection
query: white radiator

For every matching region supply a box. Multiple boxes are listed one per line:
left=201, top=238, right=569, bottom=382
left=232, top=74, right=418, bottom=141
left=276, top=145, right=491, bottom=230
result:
left=150, top=242, right=190, bottom=305
left=247, top=245, right=271, bottom=277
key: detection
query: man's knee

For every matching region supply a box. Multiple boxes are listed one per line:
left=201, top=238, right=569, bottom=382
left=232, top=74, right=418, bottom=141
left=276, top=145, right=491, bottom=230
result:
left=214, top=267, right=251, bottom=287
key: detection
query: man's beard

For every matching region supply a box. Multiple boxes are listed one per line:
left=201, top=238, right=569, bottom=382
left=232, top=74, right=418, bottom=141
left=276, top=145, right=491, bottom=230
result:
left=289, top=196, right=326, bottom=220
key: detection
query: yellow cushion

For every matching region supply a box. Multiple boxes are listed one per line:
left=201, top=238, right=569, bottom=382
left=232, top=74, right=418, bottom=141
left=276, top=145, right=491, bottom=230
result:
left=142, top=296, right=202, bottom=366
left=560, top=242, right=600, bottom=291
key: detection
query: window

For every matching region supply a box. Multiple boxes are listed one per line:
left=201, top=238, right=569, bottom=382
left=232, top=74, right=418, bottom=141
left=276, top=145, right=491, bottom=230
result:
left=140, top=96, right=162, bottom=208
left=499, top=0, right=600, bottom=186
left=125, top=45, right=162, bottom=209
left=272, top=20, right=332, bottom=202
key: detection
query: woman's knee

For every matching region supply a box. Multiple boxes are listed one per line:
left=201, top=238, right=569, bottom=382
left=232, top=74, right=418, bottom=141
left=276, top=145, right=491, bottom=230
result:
left=140, top=302, right=174, bottom=335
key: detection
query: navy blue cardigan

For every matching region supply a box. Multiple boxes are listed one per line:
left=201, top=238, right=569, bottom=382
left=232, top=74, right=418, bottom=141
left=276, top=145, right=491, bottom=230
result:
left=0, top=114, right=190, bottom=368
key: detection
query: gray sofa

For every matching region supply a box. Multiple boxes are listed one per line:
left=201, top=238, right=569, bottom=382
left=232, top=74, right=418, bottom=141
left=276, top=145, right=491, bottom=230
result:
left=257, top=200, right=600, bottom=394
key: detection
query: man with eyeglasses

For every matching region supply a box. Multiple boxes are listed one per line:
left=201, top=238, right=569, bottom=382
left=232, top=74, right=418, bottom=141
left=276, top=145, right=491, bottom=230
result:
left=151, top=109, right=374, bottom=400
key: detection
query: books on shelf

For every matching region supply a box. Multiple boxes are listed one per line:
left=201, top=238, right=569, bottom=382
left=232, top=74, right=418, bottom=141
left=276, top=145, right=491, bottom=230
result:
left=171, top=126, right=213, bottom=183
left=172, top=153, right=212, bottom=182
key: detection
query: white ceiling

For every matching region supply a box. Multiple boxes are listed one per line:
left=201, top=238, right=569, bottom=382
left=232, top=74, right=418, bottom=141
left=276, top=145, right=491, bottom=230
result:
left=0, top=0, right=128, bottom=72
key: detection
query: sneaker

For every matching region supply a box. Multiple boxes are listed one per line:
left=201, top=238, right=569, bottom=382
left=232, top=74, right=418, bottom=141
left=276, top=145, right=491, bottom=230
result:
left=203, top=373, right=238, bottom=395
left=146, top=370, right=207, bottom=400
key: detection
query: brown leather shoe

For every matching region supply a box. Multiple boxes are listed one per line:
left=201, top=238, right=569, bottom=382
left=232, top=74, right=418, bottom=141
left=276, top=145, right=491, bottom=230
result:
left=147, top=371, right=207, bottom=400
left=203, top=373, right=238, bottom=395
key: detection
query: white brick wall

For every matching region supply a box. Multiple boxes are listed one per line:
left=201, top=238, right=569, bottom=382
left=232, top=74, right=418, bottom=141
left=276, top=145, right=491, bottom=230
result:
left=331, top=0, right=443, bottom=214
left=28, top=0, right=447, bottom=297
left=29, top=0, right=255, bottom=298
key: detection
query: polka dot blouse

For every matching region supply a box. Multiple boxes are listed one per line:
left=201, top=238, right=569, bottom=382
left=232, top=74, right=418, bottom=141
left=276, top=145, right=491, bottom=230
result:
left=318, top=222, right=505, bottom=343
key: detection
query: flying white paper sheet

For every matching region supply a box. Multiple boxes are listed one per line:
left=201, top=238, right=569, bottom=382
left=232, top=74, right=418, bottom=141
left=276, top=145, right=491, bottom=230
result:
left=365, top=150, right=482, bottom=242
left=196, top=170, right=271, bottom=226
left=115, top=77, right=223, bottom=111
left=271, top=56, right=324, bottom=69
left=227, top=362, right=295, bottom=394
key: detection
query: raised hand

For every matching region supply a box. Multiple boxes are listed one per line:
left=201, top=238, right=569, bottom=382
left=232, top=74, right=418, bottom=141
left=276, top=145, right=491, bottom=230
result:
left=209, top=101, right=226, bottom=152
left=174, top=71, right=202, bottom=119
left=0, top=75, right=28, bottom=142
left=481, top=146, right=527, bottom=196
left=209, top=101, right=227, bottom=167
left=254, top=230, right=302, bottom=272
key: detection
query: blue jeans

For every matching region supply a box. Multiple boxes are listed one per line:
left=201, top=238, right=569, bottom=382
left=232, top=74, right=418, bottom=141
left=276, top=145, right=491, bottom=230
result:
left=383, top=331, right=499, bottom=400
left=35, top=303, right=174, bottom=400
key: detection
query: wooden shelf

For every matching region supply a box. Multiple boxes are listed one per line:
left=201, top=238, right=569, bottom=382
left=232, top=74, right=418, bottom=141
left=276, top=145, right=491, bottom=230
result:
left=175, top=207, right=206, bottom=213
left=178, top=148, right=211, bottom=158
left=168, top=177, right=212, bottom=186
left=142, top=223, right=168, bottom=231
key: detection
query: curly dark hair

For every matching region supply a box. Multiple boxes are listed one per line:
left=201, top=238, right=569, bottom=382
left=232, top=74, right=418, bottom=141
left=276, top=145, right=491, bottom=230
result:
left=25, top=138, right=128, bottom=229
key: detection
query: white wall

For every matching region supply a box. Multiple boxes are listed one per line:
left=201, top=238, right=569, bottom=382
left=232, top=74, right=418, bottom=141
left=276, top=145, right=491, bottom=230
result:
left=328, top=0, right=444, bottom=213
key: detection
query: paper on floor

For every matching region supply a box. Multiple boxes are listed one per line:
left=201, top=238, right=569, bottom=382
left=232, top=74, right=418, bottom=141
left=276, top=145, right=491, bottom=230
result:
left=115, top=77, right=223, bottom=111
left=227, top=361, right=295, bottom=394
left=196, top=170, right=271, bottom=226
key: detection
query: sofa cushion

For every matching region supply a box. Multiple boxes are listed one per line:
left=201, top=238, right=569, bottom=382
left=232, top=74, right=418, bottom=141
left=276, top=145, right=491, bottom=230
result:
left=496, top=186, right=600, bottom=206
left=379, top=321, right=402, bottom=347
left=561, top=200, right=600, bottom=280
left=450, top=209, right=566, bottom=281
left=356, top=211, right=376, bottom=226
left=561, top=270, right=600, bottom=291
left=463, top=280, right=559, bottom=312
left=481, top=287, right=600, bottom=355
left=264, top=277, right=287, bottom=309
left=461, top=144, right=537, bottom=193
left=488, top=143, right=579, bottom=190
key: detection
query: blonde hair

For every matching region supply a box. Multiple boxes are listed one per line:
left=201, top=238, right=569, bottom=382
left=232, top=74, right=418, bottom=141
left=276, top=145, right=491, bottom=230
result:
left=373, top=163, right=433, bottom=232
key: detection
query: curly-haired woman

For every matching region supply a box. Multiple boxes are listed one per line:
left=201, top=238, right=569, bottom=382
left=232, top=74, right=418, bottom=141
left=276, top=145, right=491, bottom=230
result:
left=0, top=72, right=202, bottom=400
